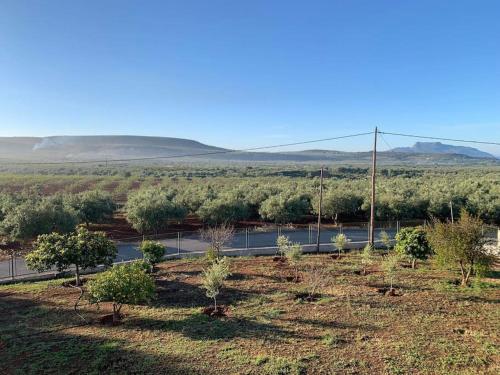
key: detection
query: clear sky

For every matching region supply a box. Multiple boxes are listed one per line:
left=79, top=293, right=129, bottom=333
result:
left=1, top=1, right=499, bottom=154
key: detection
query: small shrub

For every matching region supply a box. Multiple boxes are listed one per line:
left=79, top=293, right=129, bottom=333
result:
left=332, top=233, right=350, bottom=256
left=87, top=262, right=155, bottom=323
left=360, top=244, right=374, bottom=275
left=285, top=243, right=303, bottom=281
left=380, top=230, right=392, bottom=250
left=205, top=246, right=218, bottom=264
left=139, top=240, right=165, bottom=269
left=201, top=257, right=231, bottom=310
left=382, top=253, right=401, bottom=292
left=276, top=235, right=291, bottom=257
left=395, top=227, right=432, bottom=268
left=427, top=210, right=493, bottom=286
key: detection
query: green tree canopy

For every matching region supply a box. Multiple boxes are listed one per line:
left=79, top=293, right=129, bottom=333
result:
left=25, top=227, right=117, bottom=285
left=126, top=187, right=186, bottom=234
left=395, top=227, right=432, bottom=268
left=65, top=190, right=116, bottom=227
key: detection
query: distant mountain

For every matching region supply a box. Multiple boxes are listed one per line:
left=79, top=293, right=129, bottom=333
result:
left=0, top=136, right=498, bottom=166
left=391, top=142, right=496, bottom=159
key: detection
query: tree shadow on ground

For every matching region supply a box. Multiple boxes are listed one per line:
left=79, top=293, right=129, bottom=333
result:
left=124, top=312, right=315, bottom=342
left=0, top=295, right=200, bottom=374
left=277, top=316, right=381, bottom=332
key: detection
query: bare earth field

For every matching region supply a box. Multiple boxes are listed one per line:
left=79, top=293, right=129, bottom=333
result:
left=0, top=254, right=498, bottom=374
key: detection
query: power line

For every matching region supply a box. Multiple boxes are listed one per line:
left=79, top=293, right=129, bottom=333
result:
left=379, top=132, right=394, bottom=151
left=2, top=131, right=374, bottom=166
left=379, top=131, right=500, bottom=147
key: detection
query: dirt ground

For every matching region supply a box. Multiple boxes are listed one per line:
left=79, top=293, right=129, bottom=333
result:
left=0, top=253, right=498, bottom=374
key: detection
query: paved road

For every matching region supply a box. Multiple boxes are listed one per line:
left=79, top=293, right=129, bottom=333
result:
left=0, top=227, right=394, bottom=280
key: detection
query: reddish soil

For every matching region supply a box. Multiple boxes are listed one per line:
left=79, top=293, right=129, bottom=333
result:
left=201, top=305, right=230, bottom=318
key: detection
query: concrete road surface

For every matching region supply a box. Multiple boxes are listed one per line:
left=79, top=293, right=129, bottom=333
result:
left=0, top=227, right=395, bottom=281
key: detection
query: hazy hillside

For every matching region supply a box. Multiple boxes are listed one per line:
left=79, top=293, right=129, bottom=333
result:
left=0, top=135, right=497, bottom=166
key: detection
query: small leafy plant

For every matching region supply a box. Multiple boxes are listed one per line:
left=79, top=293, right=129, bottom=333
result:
left=284, top=243, right=303, bottom=281
left=332, top=233, right=350, bottom=257
left=87, top=261, right=155, bottom=323
left=201, top=257, right=231, bottom=311
left=360, top=244, right=374, bottom=276
left=395, top=227, right=432, bottom=268
left=139, top=240, right=165, bottom=271
left=382, top=253, right=401, bottom=293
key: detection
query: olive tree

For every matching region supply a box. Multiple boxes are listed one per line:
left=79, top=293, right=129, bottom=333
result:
left=65, top=190, right=116, bottom=227
left=427, top=210, right=493, bottom=286
left=259, top=194, right=310, bottom=224
left=395, top=227, right=432, bottom=268
left=332, top=233, right=350, bottom=257
left=0, top=196, right=77, bottom=242
left=25, top=227, right=117, bottom=286
left=87, top=262, right=155, bottom=323
left=197, top=197, right=249, bottom=225
left=201, top=257, right=231, bottom=310
left=126, top=187, right=186, bottom=235
left=360, top=244, right=374, bottom=275
left=382, top=253, right=401, bottom=293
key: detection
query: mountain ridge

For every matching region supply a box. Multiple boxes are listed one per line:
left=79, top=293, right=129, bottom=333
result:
left=0, top=135, right=497, bottom=166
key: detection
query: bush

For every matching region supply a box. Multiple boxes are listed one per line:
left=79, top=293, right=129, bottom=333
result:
left=395, top=227, right=432, bottom=268
left=87, top=262, right=155, bottom=323
left=285, top=243, right=303, bottom=281
left=200, top=224, right=234, bottom=258
left=201, top=257, right=231, bottom=309
left=332, top=233, right=350, bottom=256
left=427, top=210, right=493, bottom=286
left=139, top=240, right=165, bottom=269
left=360, top=244, right=373, bottom=275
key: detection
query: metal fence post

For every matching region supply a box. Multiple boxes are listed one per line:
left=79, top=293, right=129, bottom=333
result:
left=245, top=228, right=249, bottom=249
left=177, top=232, right=181, bottom=255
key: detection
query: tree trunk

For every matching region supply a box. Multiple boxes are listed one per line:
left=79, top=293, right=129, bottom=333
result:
left=213, top=297, right=217, bottom=311
left=75, top=264, right=81, bottom=286
left=462, top=261, right=473, bottom=286
left=459, top=261, right=466, bottom=285
left=113, top=304, right=122, bottom=324
left=411, top=258, right=416, bottom=269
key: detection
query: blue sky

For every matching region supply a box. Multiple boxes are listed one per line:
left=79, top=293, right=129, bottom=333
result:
left=1, top=1, right=499, bottom=154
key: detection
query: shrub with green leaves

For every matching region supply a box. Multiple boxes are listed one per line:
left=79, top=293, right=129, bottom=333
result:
left=380, top=230, right=392, bottom=250
left=201, top=257, right=231, bottom=309
left=360, top=244, right=373, bottom=275
left=87, top=261, right=155, bottom=323
left=382, top=253, right=401, bottom=291
left=285, top=243, right=303, bottom=281
left=395, top=227, right=432, bottom=268
left=276, top=235, right=291, bottom=257
left=139, top=240, right=165, bottom=268
left=332, top=233, right=350, bottom=256
left=427, top=210, right=493, bottom=286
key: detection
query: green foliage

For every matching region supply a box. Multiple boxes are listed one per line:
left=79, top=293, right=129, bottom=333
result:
left=395, top=227, right=432, bottom=268
left=276, top=235, right=291, bottom=257
left=205, top=247, right=218, bottom=264
left=125, top=187, right=186, bottom=234
left=87, top=262, right=155, bottom=321
left=332, top=233, right=350, bottom=255
left=380, top=230, right=392, bottom=250
left=382, top=253, right=401, bottom=290
left=197, top=196, right=249, bottom=224
left=65, top=190, right=116, bottom=226
left=314, top=190, right=363, bottom=221
left=360, top=244, right=374, bottom=275
left=139, top=240, right=165, bottom=267
left=0, top=195, right=77, bottom=241
left=201, top=257, right=231, bottom=309
left=25, top=227, right=117, bottom=285
left=259, top=193, right=310, bottom=224
left=427, top=210, right=493, bottom=286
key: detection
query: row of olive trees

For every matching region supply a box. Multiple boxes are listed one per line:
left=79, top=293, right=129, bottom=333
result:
left=0, top=190, right=115, bottom=244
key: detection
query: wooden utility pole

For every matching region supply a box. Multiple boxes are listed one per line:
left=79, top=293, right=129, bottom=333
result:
left=316, top=167, right=324, bottom=253
left=369, top=127, right=378, bottom=247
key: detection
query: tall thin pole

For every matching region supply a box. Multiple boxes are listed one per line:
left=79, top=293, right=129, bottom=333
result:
left=369, top=127, right=378, bottom=247
left=316, top=167, right=324, bottom=253
left=450, top=201, right=454, bottom=223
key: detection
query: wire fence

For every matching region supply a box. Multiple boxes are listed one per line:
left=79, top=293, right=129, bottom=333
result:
left=1, top=220, right=498, bottom=282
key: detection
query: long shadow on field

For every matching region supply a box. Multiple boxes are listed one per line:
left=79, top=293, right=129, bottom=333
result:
left=154, top=278, right=254, bottom=308
left=0, top=294, right=199, bottom=374
left=124, top=313, right=314, bottom=342
left=278, top=316, right=381, bottom=332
